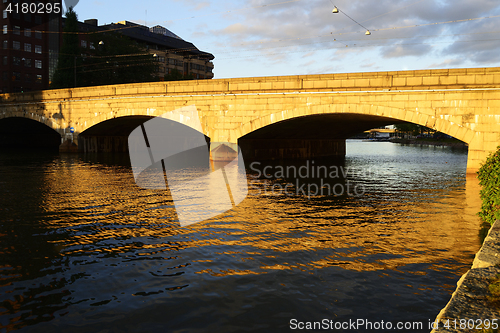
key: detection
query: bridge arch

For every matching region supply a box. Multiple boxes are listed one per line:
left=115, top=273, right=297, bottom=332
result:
left=0, top=109, right=63, bottom=132
left=0, top=116, right=61, bottom=150
left=78, top=114, right=211, bottom=153
left=78, top=115, right=154, bottom=153
left=235, top=104, right=475, bottom=145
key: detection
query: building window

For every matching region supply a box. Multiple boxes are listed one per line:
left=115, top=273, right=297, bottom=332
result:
left=2, top=10, right=6, bottom=19
left=13, top=56, right=20, bottom=66
left=35, top=60, right=42, bottom=69
left=3, top=25, right=7, bottom=34
left=13, top=26, right=20, bottom=35
left=35, top=15, right=41, bottom=24
left=24, top=28, right=31, bottom=37
left=3, top=40, right=7, bottom=49
left=2, top=56, right=7, bottom=65
left=35, top=45, right=41, bottom=54
left=13, top=41, right=20, bottom=50
left=13, top=72, right=21, bottom=81
left=3, top=72, right=7, bottom=81
left=36, top=74, right=42, bottom=83
left=24, top=58, right=31, bottom=67
left=24, top=43, right=31, bottom=52
left=89, top=42, right=95, bottom=50
left=24, top=73, right=31, bottom=82
left=81, top=40, right=87, bottom=48
left=35, top=30, right=42, bottom=39
left=24, top=13, right=31, bottom=22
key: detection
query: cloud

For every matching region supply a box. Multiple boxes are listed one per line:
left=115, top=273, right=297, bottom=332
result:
left=381, top=42, right=433, bottom=58
left=206, top=0, right=500, bottom=69
left=302, top=52, right=316, bottom=58
left=427, top=58, right=464, bottom=68
left=360, top=62, right=377, bottom=68
left=439, top=17, right=500, bottom=64
left=173, top=0, right=210, bottom=11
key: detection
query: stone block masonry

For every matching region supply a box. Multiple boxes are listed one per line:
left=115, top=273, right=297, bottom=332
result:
left=1, top=67, right=500, bottom=172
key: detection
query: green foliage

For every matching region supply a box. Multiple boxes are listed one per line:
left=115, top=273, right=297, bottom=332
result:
left=490, top=278, right=500, bottom=302
left=394, top=123, right=434, bottom=136
left=51, top=7, right=79, bottom=89
left=478, top=146, right=500, bottom=225
left=77, top=32, right=157, bottom=87
left=395, top=123, right=420, bottom=135
left=164, top=68, right=195, bottom=81
left=51, top=8, right=157, bottom=89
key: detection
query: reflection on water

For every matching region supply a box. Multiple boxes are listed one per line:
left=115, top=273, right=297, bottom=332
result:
left=0, top=141, right=482, bottom=332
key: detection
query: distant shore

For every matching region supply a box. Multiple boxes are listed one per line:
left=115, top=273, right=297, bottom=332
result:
left=391, top=138, right=468, bottom=148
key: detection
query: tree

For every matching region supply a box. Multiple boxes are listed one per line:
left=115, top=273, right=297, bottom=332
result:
left=394, top=123, right=436, bottom=137
left=51, top=7, right=79, bottom=89
left=78, top=32, right=157, bottom=87
left=164, top=68, right=195, bottom=81
left=51, top=8, right=158, bottom=89
left=394, top=123, right=420, bottom=136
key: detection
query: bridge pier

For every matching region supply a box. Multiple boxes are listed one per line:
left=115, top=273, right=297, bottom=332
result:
left=58, top=130, right=78, bottom=152
left=466, top=137, right=495, bottom=174
left=238, top=138, right=346, bottom=161
left=59, top=139, right=78, bottom=152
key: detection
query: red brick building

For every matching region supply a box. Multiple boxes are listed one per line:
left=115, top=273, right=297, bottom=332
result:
left=1, top=0, right=61, bottom=93
left=1, top=2, right=214, bottom=93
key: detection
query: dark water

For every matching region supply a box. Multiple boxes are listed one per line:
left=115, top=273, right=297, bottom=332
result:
left=0, top=141, right=482, bottom=332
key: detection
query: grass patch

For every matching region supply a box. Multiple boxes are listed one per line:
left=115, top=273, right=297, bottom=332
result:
left=489, top=273, right=500, bottom=305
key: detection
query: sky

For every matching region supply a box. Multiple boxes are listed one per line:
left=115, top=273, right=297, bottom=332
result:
left=71, top=0, right=500, bottom=79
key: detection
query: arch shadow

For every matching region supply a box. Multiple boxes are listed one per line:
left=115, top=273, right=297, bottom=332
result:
left=236, top=104, right=475, bottom=145
left=0, top=117, right=61, bottom=151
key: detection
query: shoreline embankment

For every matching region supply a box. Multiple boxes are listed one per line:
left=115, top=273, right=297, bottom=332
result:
left=431, top=220, right=500, bottom=333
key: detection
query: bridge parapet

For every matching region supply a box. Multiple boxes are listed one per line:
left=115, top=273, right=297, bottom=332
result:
left=1, top=67, right=499, bottom=104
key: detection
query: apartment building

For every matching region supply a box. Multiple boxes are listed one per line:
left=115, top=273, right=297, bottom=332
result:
left=95, top=20, right=214, bottom=80
left=1, top=4, right=214, bottom=93
left=1, top=0, right=61, bottom=93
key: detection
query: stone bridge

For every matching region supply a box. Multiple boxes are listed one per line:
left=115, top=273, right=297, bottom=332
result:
left=1, top=67, right=500, bottom=173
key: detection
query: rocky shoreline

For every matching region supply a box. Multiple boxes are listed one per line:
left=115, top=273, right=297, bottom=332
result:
left=431, top=220, right=500, bottom=332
